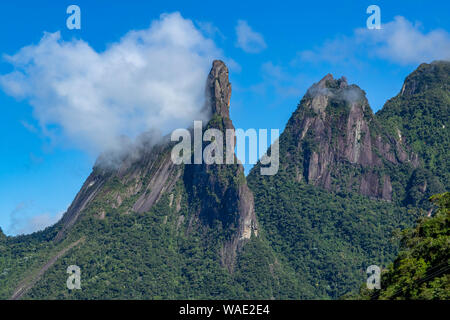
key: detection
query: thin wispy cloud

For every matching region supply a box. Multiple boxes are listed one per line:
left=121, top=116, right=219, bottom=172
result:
left=20, top=120, right=38, bottom=133
left=196, top=20, right=225, bottom=40
left=235, top=20, right=267, bottom=53
left=7, top=201, right=64, bottom=235
left=299, top=35, right=360, bottom=66
left=0, top=12, right=222, bottom=155
left=260, top=62, right=306, bottom=98
left=298, top=16, right=450, bottom=66
left=16, top=211, right=64, bottom=235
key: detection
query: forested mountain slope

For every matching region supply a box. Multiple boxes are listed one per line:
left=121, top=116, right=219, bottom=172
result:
left=376, top=61, right=449, bottom=207
left=1, top=61, right=448, bottom=300
left=1, top=61, right=300, bottom=299
left=362, top=192, right=449, bottom=300
left=247, top=61, right=449, bottom=298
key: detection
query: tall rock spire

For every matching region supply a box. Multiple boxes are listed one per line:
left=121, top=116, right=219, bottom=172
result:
left=184, top=60, right=258, bottom=271
left=206, top=60, right=232, bottom=120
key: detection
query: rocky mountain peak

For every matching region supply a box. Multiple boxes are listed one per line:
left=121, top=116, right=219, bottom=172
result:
left=186, top=60, right=258, bottom=271
left=206, top=60, right=232, bottom=120
left=281, top=74, right=416, bottom=201
left=54, top=60, right=258, bottom=254
left=302, top=74, right=366, bottom=118
left=315, top=73, right=348, bottom=90
left=400, top=60, right=450, bottom=96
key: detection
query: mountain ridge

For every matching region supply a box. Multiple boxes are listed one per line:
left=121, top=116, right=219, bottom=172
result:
left=267, top=72, right=418, bottom=201
left=1, top=60, right=448, bottom=300
left=246, top=60, right=449, bottom=298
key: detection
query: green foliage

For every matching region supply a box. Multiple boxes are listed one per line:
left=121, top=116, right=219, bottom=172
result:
left=0, top=225, right=59, bottom=298
left=247, top=166, right=419, bottom=299
left=2, top=61, right=448, bottom=301
left=234, top=236, right=304, bottom=299
left=376, top=61, right=450, bottom=189
left=0, top=228, right=5, bottom=241
left=365, top=192, right=450, bottom=300
left=1, top=138, right=287, bottom=300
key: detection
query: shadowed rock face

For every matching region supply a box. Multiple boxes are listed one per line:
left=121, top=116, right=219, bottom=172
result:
left=53, top=60, right=257, bottom=271
left=54, top=172, right=106, bottom=241
left=206, top=60, right=232, bottom=120
left=281, top=74, right=417, bottom=200
left=184, top=60, right=258, bottom=271
left=54, top=139, right=180, bottom=241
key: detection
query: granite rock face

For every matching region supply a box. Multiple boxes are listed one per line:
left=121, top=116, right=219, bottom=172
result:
left=281, top=74, right=417, bottom=200
left=184, top=60, right=258, bottom=271
left=206, top=60, right=232, bottom=120
left=54, top=60, right=258, bottom=271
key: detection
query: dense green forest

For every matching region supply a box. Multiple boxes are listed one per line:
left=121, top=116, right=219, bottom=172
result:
left=360, top=192, right=449, bottom=299
left=1, top=61, right=448, bottom=300
left=246, top=61, right=449, bottom=299
left=0, top=174, right=299, bottom=299
left=377, top=61, right=450, bottom=190
left=247, top=148, right=421, bottom=298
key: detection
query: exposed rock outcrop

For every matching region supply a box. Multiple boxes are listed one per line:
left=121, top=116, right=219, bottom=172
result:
left=282, top=74, right=417, bottom=200
left=400, top=61, right=450, bottom=96
left=53, top=60, right=257, bottom=272
left=184, top=60, right=258, bottom=271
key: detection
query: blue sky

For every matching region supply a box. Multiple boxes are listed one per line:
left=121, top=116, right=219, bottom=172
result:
left=0, top=0, right=449, bottom=235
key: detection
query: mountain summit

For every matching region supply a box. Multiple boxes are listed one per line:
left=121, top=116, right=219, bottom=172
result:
left=275, top=73, right=417, bottom=201
left=55, top=60, right=258, bottom=267
left=247, top=62, right=449, bottom=298
left=184, top=59, right=259, bottom=270
left=378, top=61, right=449, bottom=201
left=1, top=61, right=448, bottom=300
left=2, top=60, right=276, bottom=300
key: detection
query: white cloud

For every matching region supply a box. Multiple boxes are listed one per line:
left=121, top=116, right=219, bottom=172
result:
left=235, top=20, right=267, bottom=53
left=7, top=201, right=64, bottom=235
left=358, top=16, right=450, bottom=64
left=298, top=16, right=450, bottom=65
left=298, top=35, right=359, bottom=65
left=0, top=12, right=222, bottom=154
left=261, top=62, right=285, bottom=80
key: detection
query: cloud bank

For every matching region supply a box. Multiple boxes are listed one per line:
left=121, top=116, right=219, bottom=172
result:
left=235, top=20, right=267, bottom=53
left=299, top=16, right=450, bottom=65
left=0, top=12, right=221, bottom=154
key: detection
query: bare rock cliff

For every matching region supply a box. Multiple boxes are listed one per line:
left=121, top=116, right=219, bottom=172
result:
left=54, top=60, right=257, bottom=272
left=282, top=74, right=417, bottom=200
left=184, top=60, right=258, bottom=271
